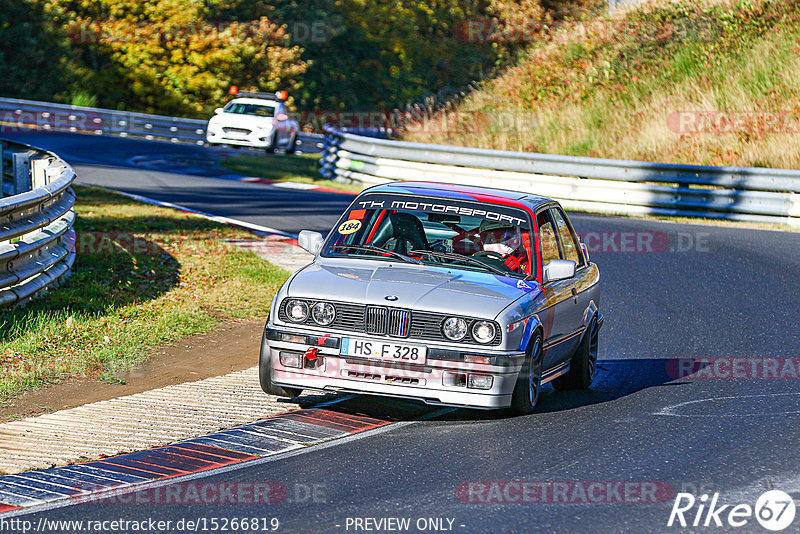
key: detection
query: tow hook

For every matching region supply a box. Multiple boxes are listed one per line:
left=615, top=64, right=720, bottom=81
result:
left=305, top=347, right=321, bottom=368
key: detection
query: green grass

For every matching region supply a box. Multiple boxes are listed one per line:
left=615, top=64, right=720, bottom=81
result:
left=0, top=186, right=291, bottom=403
left=220, top=153, right=365, bottom=194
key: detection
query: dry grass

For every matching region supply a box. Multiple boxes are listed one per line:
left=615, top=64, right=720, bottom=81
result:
left=405, top=0, right=800, bottom=169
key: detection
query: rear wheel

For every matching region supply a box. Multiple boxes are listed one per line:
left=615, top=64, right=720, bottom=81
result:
left=259, top=332, right=302, bottom=398
left=552, top=315, right=598, bottom=390
left=510, top=332, right=543, bottom=415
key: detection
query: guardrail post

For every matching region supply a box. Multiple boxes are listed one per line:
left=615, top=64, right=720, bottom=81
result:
left=31, top=158, right=49, bottom=188
left=12, top=151, right=31, bottom=194
left=789, top=193, right=800, bottom=227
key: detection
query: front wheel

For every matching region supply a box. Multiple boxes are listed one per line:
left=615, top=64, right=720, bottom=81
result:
left=259, top=332, right=303, bottom=398
left=510, top=332, right=543, bottom=415
left=264, top=136, right=277, bottom=154
left=552, top=315, right=598, bottom=390
left=286, top=134, right=298, bottom=154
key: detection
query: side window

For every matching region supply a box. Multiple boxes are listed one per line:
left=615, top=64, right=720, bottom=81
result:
left=550, top=207, right=583, bottom=266
left=536, top=210, right=560, bottom=267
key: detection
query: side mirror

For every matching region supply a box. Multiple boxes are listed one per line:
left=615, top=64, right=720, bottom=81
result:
left=543, top=259, right=576, bottom=284
left=581, top=242, right=590, bottom=263
left=298, top=230, right=324, bottom=255
left=214, top=108, right=224, bottom=114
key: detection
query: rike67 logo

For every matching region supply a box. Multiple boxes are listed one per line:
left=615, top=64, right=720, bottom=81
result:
left=668, top=490, right=796, bottom=531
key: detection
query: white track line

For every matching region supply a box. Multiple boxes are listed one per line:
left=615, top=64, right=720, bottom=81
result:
left=111, top=189, right=297, bottom=238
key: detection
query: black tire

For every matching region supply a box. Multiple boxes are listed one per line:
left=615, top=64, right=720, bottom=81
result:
left=552, top=315, right=599, bottom=390
left=286, top=134, right=298, bottom=154
left=259, top=332, right=303, bottom=398
left=510, top=331, right=543, bottom=415
left=264, top=136, right=277, bottom=154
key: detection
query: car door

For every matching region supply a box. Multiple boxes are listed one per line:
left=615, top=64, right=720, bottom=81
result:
left=548, top=206, right=588, bottom=359
left=536, top=208, right=579, bottom=370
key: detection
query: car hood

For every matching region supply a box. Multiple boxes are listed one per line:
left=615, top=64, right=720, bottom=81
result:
left=287, top=259, right=541, bottom=319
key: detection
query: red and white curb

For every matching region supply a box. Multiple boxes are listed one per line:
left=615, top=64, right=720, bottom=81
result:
left=0, top=401, right=390, bottom=513
left=0, top=396, right=445, bottom=515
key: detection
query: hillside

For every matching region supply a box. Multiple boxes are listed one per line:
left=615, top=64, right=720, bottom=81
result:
left=404, top=0, right=800, bottom=169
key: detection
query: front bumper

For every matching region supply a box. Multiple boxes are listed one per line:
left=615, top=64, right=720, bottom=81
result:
left=264, top=324, right=525, bottom=410
left=206, top=129, right=273, bottom=148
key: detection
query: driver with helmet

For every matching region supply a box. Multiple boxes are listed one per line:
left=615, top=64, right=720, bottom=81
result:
left=477, top=220, right=531, bottom=275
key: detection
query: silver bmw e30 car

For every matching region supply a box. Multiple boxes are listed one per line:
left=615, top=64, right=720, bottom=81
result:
left=260, top=182, right=603, bottom=414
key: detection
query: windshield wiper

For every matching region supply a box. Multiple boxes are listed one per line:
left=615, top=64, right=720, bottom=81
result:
left=409, top=249, right=511, bottom=277
left=331, top=244, right=422, bottom=264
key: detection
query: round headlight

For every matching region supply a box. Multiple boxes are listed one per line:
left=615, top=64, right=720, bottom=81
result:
left=286, top=300, right=309, bottom=322
left=311, top=302, right=336, bottom=325
left=442, top=317, right=468, bottom=341
left=471, top=321, right=496, bottom=344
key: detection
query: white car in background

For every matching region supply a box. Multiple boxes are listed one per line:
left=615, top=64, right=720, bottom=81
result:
left=206, top=91, right=299, bottom=153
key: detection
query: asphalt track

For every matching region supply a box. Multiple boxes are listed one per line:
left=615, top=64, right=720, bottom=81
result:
left=3, top=131, right=800, bottom=533
left=3, top=132, right=350, bottom=235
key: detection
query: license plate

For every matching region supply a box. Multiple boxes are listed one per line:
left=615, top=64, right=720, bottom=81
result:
left=340, top=337, right=427, bottom=364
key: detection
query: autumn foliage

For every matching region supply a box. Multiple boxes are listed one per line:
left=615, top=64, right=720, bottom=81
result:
left=1, top=0, right=567, bottom=117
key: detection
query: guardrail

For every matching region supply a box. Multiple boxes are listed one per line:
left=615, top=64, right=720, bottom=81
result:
left=321, top=127, right=800, bottom=227
left=0, top=97, right=324, bottom=150
left=1, top=139, right=76, bottom=308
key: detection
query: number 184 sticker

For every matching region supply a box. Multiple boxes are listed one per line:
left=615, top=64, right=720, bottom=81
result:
left=338, top=220, right=362, bottom=235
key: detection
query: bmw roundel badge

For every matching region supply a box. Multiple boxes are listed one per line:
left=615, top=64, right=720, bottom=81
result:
left=385, top=295, right=399, bottom=301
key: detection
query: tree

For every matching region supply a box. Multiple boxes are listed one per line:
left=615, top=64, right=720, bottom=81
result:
left=51, top=0, right=306, bottom=116
left=0, top=0, right=76, bottom=100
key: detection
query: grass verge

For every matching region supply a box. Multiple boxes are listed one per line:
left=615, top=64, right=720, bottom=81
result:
left=0, top=186, right=290, bottom=403
left=220, top=153, right=366, bottom=194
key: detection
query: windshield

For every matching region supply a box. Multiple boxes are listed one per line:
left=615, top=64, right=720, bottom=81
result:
left=224, top=102, right=276, bottom=117
left=323, top=193, right=534, bottom=278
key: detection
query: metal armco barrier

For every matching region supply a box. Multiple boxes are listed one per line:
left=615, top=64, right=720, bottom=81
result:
left=0, top=97, right=324, bottom=149
left=321, top=127, right=800, bottom=227
left=1, top=139, right=76, bottom=308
